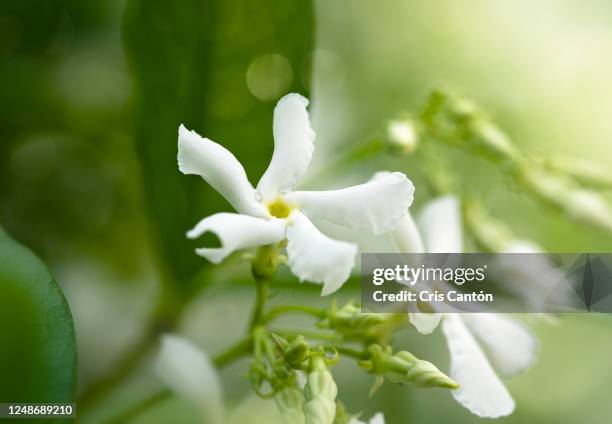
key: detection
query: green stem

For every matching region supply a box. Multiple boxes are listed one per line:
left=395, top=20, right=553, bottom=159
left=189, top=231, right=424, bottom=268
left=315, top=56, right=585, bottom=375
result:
left=264, top=304, right=326, bottom=322
left=249, top=277, right=269, bottom=330
left=271, top=327, right=342, bottom=343
left=333, top=346, right=369, bottom=360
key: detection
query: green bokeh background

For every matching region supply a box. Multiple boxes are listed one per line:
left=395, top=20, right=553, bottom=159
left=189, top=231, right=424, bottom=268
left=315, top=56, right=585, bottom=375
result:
left=1, top=0, right=612, bottom=423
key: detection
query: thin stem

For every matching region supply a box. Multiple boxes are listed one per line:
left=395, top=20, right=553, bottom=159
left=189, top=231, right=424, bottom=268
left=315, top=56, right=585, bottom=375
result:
left=271, top=327, right=342, bottom=343
left=333, top=346, right=369, bottom=361
left=264, top=304, right=326, bottom=322
left=249, top=277, right=269, bottom=330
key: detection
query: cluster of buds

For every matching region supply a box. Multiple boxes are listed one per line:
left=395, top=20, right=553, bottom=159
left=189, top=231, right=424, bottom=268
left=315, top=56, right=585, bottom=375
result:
left=420, top=89, right=612, bottom=234
left=358, top=345, right=458, bottom=392
left=420, top=89, right=521, bottom=164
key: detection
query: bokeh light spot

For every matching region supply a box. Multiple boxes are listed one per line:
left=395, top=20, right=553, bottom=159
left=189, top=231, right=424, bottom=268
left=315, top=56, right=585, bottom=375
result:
left=246, top=53, right=293, bottom=101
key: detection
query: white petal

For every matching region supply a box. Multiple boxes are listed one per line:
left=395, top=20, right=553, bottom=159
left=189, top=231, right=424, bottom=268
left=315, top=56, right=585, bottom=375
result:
left=155, top=335, right=224, bottom=424
left=349, top=413, right=384, bottom=424
left=286, top=211, right=357, bottom=295
left=441, top=315, right=514, bottom=418
left=285, top=172, right=414, bottom=235
left=178, top=124, right=269, bottom=217
left=369, top=412, right=385, bottom=424
left=390, top=212, right=425, bottom=253
left=407, top=310, right=442, bottom=335
left=257, top=93, right=315, bottom=201
left=187, top=213, right=286, bottom=263
left=462, top=314, right=537, bottom=378
left=417, top=195, right=463, bottom=253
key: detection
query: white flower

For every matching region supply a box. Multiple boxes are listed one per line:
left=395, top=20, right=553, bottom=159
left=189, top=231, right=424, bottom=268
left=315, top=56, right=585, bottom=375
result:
left=390, top=194, right=536, bottom=418
left=178, top=93, right=414, bottom=295
left=349, top=412, right=385, bottom=424
left=155, top=335, right=224, bottom=424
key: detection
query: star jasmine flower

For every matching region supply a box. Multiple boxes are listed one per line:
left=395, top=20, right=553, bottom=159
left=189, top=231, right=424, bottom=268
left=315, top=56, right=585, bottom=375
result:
left=155, top=335, right=224, bottom=424
left=389, top=194, right=537, bottom=418
left=178, top=93, right=414, bottom=295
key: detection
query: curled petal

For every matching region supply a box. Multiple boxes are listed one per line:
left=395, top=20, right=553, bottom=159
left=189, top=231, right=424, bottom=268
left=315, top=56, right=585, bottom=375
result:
left=155, top=335, right=224, bottom=424
left=257, top=93, right=315, bottom=202
left=390, top=212, right=425, bottom=253
left=418, top=195, right=463, bottom=253
left=442, top=315, right=514, bottom=418
left=178, top=124, right=269, bottom=217
left=187, top=213, right=286, bottom=263
left=286, top=212, right=357, bottom=296
left=462, top=314, right=537, bottom=378
left=285, top=172, right=414, bottom=235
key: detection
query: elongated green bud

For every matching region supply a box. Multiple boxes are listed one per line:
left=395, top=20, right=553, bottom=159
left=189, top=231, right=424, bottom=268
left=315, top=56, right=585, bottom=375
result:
left=539, top=156, right=612, bottom=190
left=304, top=357, right=337, bottom=424
left=395, top=352, right=458, bottom=389
left=359, top=345, right=458, bottom=390
left=275, top=386, right=305, bottom=424
left=463, top=199, right=513, bottom=252
left=518, top=166, right=612, bottom=233
left=321, top=301, right=386, bottom=334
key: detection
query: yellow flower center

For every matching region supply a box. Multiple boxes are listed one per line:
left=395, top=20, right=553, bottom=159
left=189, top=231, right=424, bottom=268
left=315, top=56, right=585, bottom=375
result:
left=267, top=197, right=293, bottom=219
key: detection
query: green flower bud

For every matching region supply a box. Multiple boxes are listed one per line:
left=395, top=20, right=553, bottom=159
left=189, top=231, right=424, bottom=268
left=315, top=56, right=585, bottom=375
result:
left=284, top=335, right=310, bottom=368
left=540, top=156, right=612, bottom=190
left=321, top=301, right=386, bottom=335
left=304, top=357, right=337, bottom=424
left=359, top=345, right=458, bottom=390
left=275, top=386, right=305, bottom=424
left=463, top=199, right=513, bottom=252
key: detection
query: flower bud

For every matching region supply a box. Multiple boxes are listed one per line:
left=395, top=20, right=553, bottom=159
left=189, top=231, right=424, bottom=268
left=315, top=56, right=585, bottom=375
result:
left=322, top=301, right=386, bottom=334
left=304, top=356, right=337, bottom=424
left=385, top=117, right=419, bottom=154
left=541, top=156, right=612, bottom=190
left=275, top=386, right=305, bottom=424
left=463, top=199, right=513, bottom=252
left=359, top=345, right=458, bottom=390
left=284, top=335, right=310, bottom=368
left=518, top=166, right=612, bottom=233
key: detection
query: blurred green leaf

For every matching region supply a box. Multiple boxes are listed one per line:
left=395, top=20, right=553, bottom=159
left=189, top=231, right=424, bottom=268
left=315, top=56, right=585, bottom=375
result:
left=0, top=227, right=76, bottom=405
left=122, top=0, right=315, bottom=283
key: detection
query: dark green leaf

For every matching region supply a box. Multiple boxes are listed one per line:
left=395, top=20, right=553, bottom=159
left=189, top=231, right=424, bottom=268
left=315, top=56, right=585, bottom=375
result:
left=0, top=227, right=76, bottom=407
